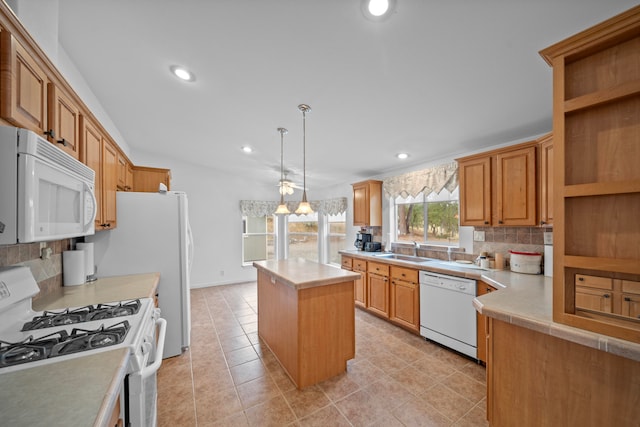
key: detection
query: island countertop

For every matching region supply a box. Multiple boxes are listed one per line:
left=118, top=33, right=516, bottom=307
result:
left=253, top=258, right=360, bottom=290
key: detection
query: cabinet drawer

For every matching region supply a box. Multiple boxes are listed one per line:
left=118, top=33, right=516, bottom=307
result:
left=368, top=262, right=389, bottom=276
left=622, top=280, right=640, bottom=295
left=341, top=256, right=353, bottom=270
left=390, top=266, right=418, bottom=283
left=353, top=259, right=367, bottom=272
left=575, top=274, right=612, bottom=290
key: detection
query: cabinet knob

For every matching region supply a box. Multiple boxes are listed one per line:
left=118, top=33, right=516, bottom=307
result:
left=498, top=220, right=504, bottom=224
left=100, top=223, right=111, bottom=228
left=484, top=221, right=489, bottom=225
left=540, top=221, right=546, bottom=225
left=578, top=277, right=584, bottom=281
left=486, top=287, right=492, bottom=293
left=57, top=138, right=68, bottom=147
left=603, top=294, right=610, bottom=298
left=624, top=297, right=631, bottom=302
left=44, top=129, right=55, bottom=138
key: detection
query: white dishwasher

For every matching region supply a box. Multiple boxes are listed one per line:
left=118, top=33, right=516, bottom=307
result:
left=419, top=271, right=477, bottom=359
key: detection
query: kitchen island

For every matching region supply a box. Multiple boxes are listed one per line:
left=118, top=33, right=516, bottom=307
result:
left=254, top=259, right=360, bottom=389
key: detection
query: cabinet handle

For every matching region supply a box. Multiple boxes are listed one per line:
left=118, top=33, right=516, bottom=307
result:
left=44, top=129, right=55, bottom=138
left=100, top=223, right=111, bottom=228
left=625, top=297, right=631, bottom=302
left=603, top=294, right=610, bottom=298
left=486, top=287, right=492, bottom=292
left=540, top=221, right=546, bottom=225
left=578, top=277, right=584, bottom=281
left=484, top=221, right=489, bottom=225
left=498, top=220, right=504, bottom=224
left=57, top=138, right=68, bottom=147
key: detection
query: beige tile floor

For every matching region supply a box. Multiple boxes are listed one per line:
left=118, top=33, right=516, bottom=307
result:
left=157, top=282, right=488, bottom=426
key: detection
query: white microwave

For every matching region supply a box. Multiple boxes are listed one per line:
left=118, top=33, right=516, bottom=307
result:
left=0, top=126, right=97, bottom=245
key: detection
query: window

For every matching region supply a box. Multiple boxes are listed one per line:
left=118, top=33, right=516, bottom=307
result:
left=394, top=187, right=459, bottom=245
left=327, top=212, right=347, bottom=265
left=242, top=215, right=275, bottom=264
left=288, top=213, right=318, bottom=262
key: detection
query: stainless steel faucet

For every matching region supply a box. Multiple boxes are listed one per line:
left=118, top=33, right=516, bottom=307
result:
left=447, top=246, right=453, bottom=262
left=413, top=241, right=419, bottom=256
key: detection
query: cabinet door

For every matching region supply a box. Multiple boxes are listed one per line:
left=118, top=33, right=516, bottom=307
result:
left=458, top=157, right=491, bottom=226
left=81, top=117, right=103, bottom=228
left=102, top=140, right=118, bottom=229
left=621, top=295, right=640, bottom=320
left=354, top=271, right=367, bottom=308
left=0, top=32, right=48, bottom=133
left=132, top=166, right=171, bottom=192
left=117, top=153, right=130, bottom=190
left=476, top=282, right=497, bottom=364
left=576, top=287, right=613, bottom=313
left=496, top=146, right=537, bottom=226
left=389, top=278, right=419, bottom=331
left=125, top=164, right=133, bottom=192
left=367, top=273, right=389, bottom=318
left=47, top=83, right=80, bottom=159
left=353, top=183, right=369, bottom=226
left=539, top=135, right=553, bottom=226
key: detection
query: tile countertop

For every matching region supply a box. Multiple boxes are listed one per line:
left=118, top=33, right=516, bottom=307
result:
left=340, top=250, right=640, bottom=362
left=2, top=273, right=160, bottom=427
left=254, top=258, right=361, bottom=290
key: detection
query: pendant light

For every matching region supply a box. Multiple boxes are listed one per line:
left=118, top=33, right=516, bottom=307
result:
left=295, top=104, right=313, bottom=215
left=275, top=127, right=290, bottom=215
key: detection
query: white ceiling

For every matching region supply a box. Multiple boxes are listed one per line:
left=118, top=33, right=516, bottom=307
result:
left=54, top=0, right=636, bottom=191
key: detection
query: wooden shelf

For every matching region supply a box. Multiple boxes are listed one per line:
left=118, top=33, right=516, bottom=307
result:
left=564, top=256, right=640, bottom=276
left=564, top=80, right=640, bottom=113
left=564, top=180, right=640, bottom=197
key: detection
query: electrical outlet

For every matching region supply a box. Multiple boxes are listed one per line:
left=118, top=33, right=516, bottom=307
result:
left=473, top=231, right=485, bottom=242
left=544, top=232, right=553, bottom=245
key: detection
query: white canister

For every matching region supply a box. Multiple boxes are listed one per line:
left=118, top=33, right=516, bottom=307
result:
left=509, top=250, right=542, bottom=274
left=75, top=242, right=95, bottom=278
left=63, top=250, right=86, bottom=286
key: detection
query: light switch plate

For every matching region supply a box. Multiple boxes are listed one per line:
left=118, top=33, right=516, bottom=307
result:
left=544, top=232, right=553, bottom=245
left=473, top=231, right=485, bottom=242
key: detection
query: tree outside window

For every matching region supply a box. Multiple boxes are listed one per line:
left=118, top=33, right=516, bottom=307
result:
left=395, top=187, right=459, bottom=245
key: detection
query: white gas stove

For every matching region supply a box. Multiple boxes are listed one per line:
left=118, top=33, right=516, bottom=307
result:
left=0, top=265, right=166, bottom=427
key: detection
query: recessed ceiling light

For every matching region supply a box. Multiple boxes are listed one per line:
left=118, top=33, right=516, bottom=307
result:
left=396, top=153, right=409, bottom=160
left=361, top=0, right=396, bottom=21
left=170, top=65, right=195, bottom=82
left=242, top=146, right=253, bottom=153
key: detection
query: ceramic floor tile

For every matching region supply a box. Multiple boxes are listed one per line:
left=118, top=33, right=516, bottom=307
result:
left=157, top=282, right=487, bottom=426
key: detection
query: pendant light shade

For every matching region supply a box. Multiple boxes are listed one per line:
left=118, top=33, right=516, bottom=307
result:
left=295, top=104, right=313, bottom=215
left=275, top=127, right=290, bottom=215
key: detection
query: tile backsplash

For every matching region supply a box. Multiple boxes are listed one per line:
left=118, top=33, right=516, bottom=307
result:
left=472, top=226, right=548, bottom=259
left=0, top=239, right=71, bottom=303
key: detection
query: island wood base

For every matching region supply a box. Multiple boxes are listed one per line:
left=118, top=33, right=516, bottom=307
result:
left=487, top=318, right=640, bottom=426
left=256, top=268, right=356, bottom=389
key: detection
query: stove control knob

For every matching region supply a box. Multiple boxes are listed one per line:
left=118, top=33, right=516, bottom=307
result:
left=142, top=340, right=153, bottom=355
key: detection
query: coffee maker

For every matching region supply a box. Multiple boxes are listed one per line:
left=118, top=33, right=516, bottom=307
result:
left=354, top=232, right=372, bottom=250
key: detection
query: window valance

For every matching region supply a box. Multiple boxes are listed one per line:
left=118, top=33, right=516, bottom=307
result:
left=240, top=197, right=347, bottom=217
left=383, top=162, right=458, bottom=198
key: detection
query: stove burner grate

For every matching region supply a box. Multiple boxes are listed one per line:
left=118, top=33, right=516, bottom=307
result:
left=0, top=331, right=69, bottom=368
left=21, top=300, right=141, bottom=331
left=50, top=321, right=130, bottom=357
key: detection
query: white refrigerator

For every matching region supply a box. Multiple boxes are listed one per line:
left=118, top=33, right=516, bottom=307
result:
left=87, top=191, right=192, bottom=359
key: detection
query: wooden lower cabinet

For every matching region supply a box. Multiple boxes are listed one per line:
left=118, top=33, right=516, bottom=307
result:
left=476, top=281, right=496, bottom=364
left=353, top=259, right=367, bottom=308
left=487, top=318, right=640, bottom=426
left=389, top=266, right=419, bottom=332
left=367, top=261, right=390, bottom=318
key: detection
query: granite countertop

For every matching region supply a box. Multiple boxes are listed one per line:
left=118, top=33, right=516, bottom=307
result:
left=3, top=273, right=160, bottom=427
left=34, top=272, right=160, bottom=311
left=254, top=258, right=360, bottom=290
left=340, top=250, right=640, bottom=362
left=0, top=348, right=129, bottom=427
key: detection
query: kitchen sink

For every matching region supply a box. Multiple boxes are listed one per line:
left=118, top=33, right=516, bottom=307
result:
left=372, top=253, right=438, bottom=264
left=431, top=260, right=487, bottom=270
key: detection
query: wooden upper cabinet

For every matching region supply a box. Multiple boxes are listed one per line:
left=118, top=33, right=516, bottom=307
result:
left=496, top=145, right=536, bottom=226
left=102, top=139, right=118, bottom=229
left=82, top=116, right=103, bottom=228
left=47, top=83, right=81, bottom=159
left=352, top=180, right=382, bottom=227
left=132, top=166, right=171, bottom=192
left=0, top=31, right=48, bottom=134
left=538, top=133, right=553, bottom=226
left=458, top=156, right=491, bottom=226
left=117, top=152, right=133, bottom=191
left=458, top=141, right=537, bottom=227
